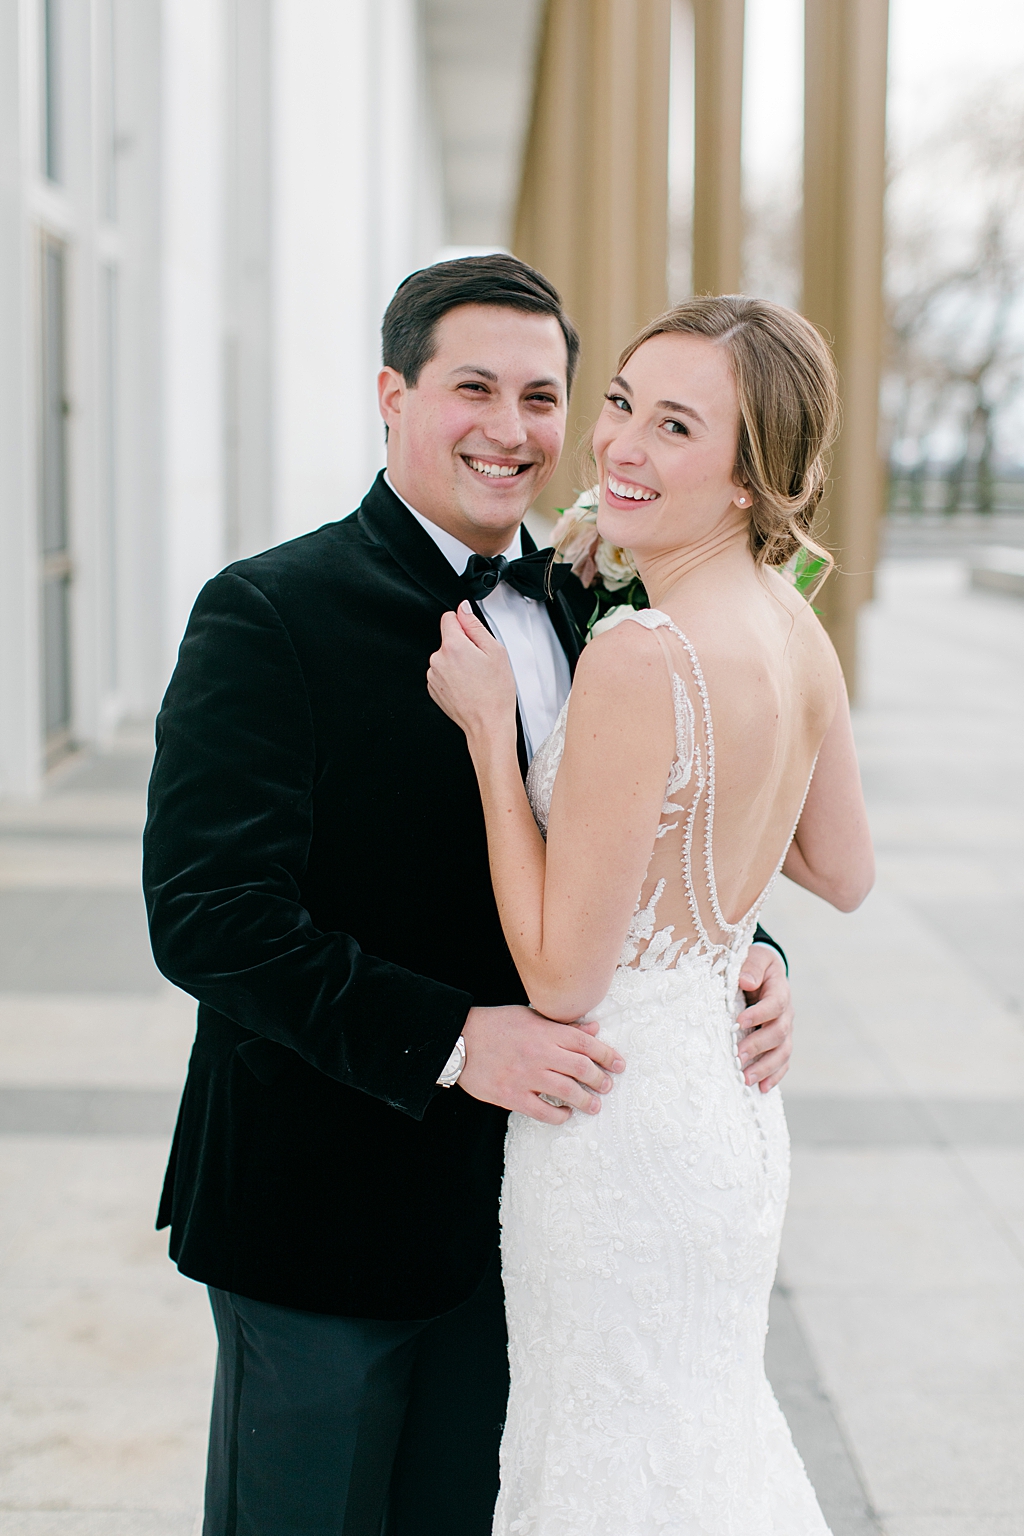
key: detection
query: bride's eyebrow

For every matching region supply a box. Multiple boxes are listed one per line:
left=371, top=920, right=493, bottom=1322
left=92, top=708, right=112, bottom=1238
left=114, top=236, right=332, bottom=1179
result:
left=656, top=399, right=707, bottom=428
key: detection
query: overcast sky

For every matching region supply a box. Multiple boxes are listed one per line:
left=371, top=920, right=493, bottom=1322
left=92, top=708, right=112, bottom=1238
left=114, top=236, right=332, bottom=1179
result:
left=742, top=0, right=1024, bottom=192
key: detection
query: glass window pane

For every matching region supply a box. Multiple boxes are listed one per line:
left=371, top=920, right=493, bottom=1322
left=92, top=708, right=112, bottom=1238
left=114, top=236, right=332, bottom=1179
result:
left=38, top=235, right=73, bottom=754
left=42, top=0, right=61, bottom=182
left=42, top=576, right=72, bottom=739
left=40, top=241, right=68, bottom=557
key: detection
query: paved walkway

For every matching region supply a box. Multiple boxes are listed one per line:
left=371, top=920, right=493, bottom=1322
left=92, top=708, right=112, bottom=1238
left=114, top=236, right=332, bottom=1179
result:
left=763, top=559, right=1024, bottom=1536
left=1, top=559, right=1021, bottom=1535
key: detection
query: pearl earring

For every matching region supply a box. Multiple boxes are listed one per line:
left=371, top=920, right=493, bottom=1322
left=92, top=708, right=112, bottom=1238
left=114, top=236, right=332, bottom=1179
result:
left=737, top=495, right=747, bottom=506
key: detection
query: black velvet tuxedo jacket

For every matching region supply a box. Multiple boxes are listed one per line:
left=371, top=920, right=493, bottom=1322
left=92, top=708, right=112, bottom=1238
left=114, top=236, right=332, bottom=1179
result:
left=145, top=471, right=782, bottom=1320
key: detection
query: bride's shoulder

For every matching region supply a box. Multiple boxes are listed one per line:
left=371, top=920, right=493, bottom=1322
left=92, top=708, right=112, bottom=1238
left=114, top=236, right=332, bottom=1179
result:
left=701, top=568, right=841, bottom=722
left=563, top=618, right=679, bottom=765
left=761, top=566, right=841, bottom=675
left=761, top=565, right=830, bottom=634
left=570, top=615, right=676, bottom=710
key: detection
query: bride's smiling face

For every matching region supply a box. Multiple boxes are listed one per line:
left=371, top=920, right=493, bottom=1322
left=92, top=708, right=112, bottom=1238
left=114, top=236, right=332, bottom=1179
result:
left=592, top=331, right=749, bottom=560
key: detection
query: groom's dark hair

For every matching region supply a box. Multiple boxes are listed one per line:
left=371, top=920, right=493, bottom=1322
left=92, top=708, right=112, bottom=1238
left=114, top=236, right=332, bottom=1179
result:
left=382, top=254, right=581, bottom=394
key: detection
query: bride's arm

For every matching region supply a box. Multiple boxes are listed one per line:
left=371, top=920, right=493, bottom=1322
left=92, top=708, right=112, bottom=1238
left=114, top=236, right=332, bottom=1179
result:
left=428, top=605, right=673, bottom=1022
left=782, top=654, right=874, bottom=911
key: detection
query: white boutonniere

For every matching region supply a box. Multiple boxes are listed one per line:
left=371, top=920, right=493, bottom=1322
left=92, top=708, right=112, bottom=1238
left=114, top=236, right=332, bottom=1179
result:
left=551, top=486, right=649, bottom=640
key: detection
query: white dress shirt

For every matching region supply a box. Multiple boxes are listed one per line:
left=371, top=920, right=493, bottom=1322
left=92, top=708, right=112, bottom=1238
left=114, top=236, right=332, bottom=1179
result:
left=385, top=474, right=572, bottom=761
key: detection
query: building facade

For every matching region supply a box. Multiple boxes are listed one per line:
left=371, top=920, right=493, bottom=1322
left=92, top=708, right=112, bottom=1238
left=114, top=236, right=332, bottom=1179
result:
left=1, top=0, right=531, bottom=795
left=0, top=0, right=889, bottom=793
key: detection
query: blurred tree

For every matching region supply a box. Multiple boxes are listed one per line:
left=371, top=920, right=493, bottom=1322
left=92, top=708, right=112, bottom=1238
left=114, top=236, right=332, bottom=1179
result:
left=884, top=75, right=1024, bottom=515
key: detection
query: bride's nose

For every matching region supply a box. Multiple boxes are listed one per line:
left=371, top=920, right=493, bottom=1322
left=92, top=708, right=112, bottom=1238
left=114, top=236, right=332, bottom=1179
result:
left=608, top=422, right=648, bottom=467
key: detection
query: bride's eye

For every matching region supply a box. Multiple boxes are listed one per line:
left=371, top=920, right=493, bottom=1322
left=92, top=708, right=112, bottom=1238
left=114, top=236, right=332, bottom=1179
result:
left=604, top=393, right=631, bottom=413
left=664, top=418, right=689, bottom=435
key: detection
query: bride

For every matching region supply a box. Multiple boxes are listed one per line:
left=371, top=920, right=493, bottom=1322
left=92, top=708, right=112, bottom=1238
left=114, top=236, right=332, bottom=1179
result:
left=427, top=295, right=874, bottom=1535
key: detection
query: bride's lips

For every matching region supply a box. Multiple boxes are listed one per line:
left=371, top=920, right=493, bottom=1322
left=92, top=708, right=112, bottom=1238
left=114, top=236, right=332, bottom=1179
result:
left=605, top=473, right=660, bottom=506
left=461, top=454, right=536, bottom=482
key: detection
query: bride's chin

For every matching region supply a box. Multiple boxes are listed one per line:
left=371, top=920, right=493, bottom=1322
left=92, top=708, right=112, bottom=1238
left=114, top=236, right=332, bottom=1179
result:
left=595, top=507, right=632, bottom=543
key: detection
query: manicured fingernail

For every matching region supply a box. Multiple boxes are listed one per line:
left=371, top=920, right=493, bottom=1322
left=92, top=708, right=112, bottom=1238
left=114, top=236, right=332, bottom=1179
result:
left=600, top=1076, right=612, bottom=1093
left=459, top=600, right=472, bottom=613
left=587, top=1098, right=601, bottom=1113
left=612, top=1056, right=625, bottom=1072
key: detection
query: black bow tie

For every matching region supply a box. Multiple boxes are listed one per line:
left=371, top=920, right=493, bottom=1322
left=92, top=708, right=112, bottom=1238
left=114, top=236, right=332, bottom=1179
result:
left=462, top=549, right=572, bottom=603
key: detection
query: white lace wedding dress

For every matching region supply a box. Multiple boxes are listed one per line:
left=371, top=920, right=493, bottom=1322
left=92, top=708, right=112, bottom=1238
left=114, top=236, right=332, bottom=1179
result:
left=493, top=609, right=831, bottom=1536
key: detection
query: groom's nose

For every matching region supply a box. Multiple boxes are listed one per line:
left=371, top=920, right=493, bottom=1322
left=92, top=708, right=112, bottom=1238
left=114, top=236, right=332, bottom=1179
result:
left=482, top=396, right=529, bottom=449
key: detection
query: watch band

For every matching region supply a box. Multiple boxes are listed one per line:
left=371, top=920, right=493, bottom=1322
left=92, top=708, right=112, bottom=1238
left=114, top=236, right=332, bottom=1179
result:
left=436, top=1034, right=466, bottom=1088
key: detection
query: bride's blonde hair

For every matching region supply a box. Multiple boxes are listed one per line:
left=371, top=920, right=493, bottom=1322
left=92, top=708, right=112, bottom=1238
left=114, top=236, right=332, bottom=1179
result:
left=594, top=295, right=840, bottom=587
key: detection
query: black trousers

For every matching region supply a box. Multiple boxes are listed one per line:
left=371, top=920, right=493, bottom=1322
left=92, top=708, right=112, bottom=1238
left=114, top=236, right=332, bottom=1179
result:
left=203, top=1252, right=509, bottom=1536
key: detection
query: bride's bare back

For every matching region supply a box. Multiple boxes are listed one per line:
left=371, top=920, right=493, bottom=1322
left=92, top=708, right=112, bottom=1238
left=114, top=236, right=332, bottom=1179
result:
left=531, top=568, right=838, bottom=984
left=648, top=566, right=838, bottom=947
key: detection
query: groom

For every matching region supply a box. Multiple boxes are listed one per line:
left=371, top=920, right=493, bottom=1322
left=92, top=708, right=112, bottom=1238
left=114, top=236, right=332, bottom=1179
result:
left=144, top=255, right=795, bottom=1536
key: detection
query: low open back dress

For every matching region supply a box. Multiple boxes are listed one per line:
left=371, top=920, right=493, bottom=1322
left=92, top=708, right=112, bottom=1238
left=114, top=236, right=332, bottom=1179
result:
left=492, top=607, right=832, bottom=1536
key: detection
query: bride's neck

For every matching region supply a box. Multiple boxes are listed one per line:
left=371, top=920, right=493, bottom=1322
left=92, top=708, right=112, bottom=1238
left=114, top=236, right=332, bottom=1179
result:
left=636, top=518, right=755, bottom=608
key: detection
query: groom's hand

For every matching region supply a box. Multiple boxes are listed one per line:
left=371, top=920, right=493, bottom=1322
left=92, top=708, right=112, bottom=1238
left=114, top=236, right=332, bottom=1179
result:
left=459, top=1005, right=625, bottom=1125
left=737, top=947, right=794, bottom=1093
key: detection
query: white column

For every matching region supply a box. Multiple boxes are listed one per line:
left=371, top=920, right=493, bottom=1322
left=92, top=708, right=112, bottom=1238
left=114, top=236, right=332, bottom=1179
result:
left=160, top=0, right=225, bottom=676
left=110, top=0, right=164, bottom=723
left=0, top=0, right=41, bottom=794
left=222, top=0, right=273, bottom=564
left=271, top=0, right=444, bottom=542
left=272, top=0, right=375, bottom=541
left=372, top=0, right=445, bottom=307
left=61, top=0, right=103, bottom=746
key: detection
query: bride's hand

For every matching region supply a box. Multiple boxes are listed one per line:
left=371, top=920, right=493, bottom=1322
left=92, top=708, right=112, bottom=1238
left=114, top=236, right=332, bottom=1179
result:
left=427, top=602, right=518, bottom=747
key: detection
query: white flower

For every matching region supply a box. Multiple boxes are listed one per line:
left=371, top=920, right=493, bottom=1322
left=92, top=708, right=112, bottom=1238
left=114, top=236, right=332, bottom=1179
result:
left=589, top=604, right=644, bottom=640
left=570, top=485, right=599, bottom=513
left=594, top=539, right=638, bottom=590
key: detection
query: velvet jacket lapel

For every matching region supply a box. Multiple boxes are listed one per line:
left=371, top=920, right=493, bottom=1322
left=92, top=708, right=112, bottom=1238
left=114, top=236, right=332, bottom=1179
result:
left=359, top=473, right=586, bottom=774
left=359, top=472, right=468, bottom=615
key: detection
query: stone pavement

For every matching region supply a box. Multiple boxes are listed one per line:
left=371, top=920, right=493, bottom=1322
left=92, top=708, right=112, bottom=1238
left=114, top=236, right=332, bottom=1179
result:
left=1, top=558, right=1021, bottom=1535
left=761, top=559, right=1024, bottom=1536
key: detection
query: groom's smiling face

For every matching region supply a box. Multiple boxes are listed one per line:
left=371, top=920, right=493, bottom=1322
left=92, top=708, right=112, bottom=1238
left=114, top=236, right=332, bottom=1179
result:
left=378, top=303, right=569, bottom=556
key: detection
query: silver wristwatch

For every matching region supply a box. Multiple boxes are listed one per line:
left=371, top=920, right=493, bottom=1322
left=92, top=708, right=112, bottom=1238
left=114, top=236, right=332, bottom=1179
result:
left=436, top=1034, right=466, bottom=1088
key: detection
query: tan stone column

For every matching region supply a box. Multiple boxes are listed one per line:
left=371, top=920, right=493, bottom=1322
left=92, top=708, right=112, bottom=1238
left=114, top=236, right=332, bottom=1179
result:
left=513, top=0, right=671, bottom=514
left=691, top=0, right=745, bottom=296
left=803, top=0, right=890, bottom=692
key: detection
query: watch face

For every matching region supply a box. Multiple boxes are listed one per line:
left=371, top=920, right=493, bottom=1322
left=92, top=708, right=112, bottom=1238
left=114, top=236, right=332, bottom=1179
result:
left=438, top=1038, right=465, bottom=1087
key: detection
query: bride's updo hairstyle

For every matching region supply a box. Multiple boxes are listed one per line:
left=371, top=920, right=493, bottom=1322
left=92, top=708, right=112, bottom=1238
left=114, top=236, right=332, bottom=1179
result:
left=616, top=295, right=840, bottom=581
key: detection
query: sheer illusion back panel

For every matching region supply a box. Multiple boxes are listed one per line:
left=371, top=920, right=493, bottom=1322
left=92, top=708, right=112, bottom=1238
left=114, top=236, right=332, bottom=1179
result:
left=617, top=610, right=818, bottom=972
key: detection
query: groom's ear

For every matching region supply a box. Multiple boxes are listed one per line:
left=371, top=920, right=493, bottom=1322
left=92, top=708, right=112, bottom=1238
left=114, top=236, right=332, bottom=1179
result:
left=378, top=366, right=407, bottom=434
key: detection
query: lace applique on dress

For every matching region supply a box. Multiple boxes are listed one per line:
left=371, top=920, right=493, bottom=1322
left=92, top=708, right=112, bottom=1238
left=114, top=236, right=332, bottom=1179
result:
left=524, top=697, right=568, bottom=841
